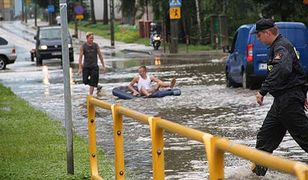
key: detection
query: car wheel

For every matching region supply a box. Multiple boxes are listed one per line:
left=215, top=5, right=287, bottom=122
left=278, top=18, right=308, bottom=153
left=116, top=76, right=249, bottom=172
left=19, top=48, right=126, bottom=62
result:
left=226, top=71, right=240, bottom=87
left=0, top=57, right=6, bottom=70
left=226, top=72, right=232, bottom=87
left=242, top=71, right=251, bottom=89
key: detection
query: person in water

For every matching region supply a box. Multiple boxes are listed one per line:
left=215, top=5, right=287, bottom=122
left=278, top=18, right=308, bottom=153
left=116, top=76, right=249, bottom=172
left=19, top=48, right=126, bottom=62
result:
left=78, top=32, right=106, bottom=96
left=128, top=65, right=176, bottom=97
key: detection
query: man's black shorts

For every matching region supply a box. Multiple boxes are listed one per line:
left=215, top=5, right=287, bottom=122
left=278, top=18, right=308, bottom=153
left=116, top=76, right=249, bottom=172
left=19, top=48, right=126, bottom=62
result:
left=82, top=66, right=99, bottom=87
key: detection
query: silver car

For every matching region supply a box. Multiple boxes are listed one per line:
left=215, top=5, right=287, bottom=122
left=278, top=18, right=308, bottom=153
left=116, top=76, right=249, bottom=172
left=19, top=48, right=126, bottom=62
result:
left=0, top=36, right=17, bottom=70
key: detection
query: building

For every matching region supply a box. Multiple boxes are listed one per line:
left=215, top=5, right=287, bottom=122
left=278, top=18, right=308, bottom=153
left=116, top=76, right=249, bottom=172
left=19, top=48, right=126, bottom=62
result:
left=92, top=0, right=153, bottom=24
left=92, top=0, right=121, bottom=20
left=0, top=0, right=15, bottom=20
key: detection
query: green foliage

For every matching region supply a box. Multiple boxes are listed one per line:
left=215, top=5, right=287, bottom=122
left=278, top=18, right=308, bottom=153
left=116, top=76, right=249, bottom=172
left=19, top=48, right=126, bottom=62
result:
left=119, top=0, right=137, bottom=24
left=44, top=0, right=308, bottom=46
left=70, top=21, right=145, bottom=44
left=0, top=84, right=114, bottom=179
left=253, top=0, right=306, bottom=21
left=115, top=28, right=140, bottom=43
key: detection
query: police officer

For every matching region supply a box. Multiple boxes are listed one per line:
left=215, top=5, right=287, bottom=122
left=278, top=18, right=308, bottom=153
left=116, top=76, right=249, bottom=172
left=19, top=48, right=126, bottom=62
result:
left=252, top=18, right=308, bottom=176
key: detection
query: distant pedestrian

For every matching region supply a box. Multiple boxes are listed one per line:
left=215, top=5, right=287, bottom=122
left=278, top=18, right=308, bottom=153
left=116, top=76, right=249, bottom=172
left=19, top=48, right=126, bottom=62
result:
left=56, top=15, right=61, bottom=25
left=252, top=18, right=308, bottom=176
left=78, top=32, right=106, bottom=96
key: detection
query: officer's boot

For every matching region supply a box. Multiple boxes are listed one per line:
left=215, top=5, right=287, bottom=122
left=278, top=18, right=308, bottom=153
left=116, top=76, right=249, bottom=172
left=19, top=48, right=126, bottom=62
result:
left=251, top=163, right=268, bottom=176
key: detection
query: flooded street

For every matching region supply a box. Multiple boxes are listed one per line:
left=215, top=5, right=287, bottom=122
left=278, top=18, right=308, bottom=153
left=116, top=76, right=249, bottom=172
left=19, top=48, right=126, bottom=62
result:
left=0, top=21, right=307, bottom=179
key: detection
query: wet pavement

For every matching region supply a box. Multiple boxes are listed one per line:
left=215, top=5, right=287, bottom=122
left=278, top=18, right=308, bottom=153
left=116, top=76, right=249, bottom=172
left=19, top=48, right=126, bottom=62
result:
left=1, top=20, right=307, bottom=180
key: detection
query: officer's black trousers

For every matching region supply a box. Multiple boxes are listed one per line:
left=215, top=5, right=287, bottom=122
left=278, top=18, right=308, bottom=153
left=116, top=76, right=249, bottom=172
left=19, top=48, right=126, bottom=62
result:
left=256, top=88, right=308, bottom=153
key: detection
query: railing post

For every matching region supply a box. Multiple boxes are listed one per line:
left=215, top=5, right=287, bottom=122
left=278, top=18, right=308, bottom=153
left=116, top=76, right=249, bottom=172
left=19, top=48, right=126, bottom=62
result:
left=111, top=104, right=125, bottom=180
left=87, top=96, right=100, bottom=179
left=294, top=162, right=308, bottom=180
left=202, top=134, right=224, bottom=180
left=148, top=117, right=165, bottom=180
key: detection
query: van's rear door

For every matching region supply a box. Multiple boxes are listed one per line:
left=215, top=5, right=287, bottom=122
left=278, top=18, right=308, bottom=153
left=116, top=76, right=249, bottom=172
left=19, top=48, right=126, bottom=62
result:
left=249, top=34, right=268, bottom=76
left=278, top=24, right=308, bottom=74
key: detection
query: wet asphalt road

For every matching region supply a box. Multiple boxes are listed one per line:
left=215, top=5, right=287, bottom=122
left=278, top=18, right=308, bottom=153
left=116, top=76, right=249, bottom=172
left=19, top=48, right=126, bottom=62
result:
left=0, top=21, right=307, bottom=180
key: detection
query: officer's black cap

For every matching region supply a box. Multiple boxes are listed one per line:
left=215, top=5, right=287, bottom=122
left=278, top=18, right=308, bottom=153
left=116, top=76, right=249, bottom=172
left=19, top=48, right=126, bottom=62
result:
left=251, top=18, right=275, bottom=34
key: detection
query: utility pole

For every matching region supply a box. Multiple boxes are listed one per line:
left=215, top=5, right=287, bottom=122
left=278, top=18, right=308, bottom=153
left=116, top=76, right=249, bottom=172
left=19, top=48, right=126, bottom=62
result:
left=48, top=0, right=51, bottom=25
left=60, top=0, right=74, bottom=175
left=169, top=0, right=182, bottom=53
left=25, top=0, right=28, bottom=24
left=103, top=0, right=108, bottom=24
left=34, top=0, right=37, bottom=27
left=21, top=0, right=24, bottom=22
left=170, top=20, right=178, bottom=53
left=110, top=0, right=115, bottom=47
left=145, top=0, right=149, bottom=20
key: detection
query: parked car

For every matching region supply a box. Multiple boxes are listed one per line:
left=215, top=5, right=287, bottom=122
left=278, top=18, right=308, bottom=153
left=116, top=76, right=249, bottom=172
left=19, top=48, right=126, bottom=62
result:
left=224, top=22, right=308, bottom=89
left=0, top=36, right=17, bottom=70
left=31, top=26, right=74, bottom=65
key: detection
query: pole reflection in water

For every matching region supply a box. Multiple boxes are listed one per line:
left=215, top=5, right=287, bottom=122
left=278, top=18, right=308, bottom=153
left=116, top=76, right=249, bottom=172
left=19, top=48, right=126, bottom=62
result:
left=42, top=65, right=50, bottom=96
left=69, top=67, right=74, bottom=85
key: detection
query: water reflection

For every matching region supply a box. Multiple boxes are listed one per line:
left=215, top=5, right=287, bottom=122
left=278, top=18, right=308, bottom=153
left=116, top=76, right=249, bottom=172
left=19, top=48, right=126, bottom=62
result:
left=42, top=65, right=50, bottom=95
left=154, top=56, right=161, bottom=66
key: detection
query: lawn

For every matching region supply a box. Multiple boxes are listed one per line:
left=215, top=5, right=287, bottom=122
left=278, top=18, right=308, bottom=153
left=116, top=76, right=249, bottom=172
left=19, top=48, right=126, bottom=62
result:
left=69, top=21, right=213, bottom=52
left=0, top=84, right=114, bottom=179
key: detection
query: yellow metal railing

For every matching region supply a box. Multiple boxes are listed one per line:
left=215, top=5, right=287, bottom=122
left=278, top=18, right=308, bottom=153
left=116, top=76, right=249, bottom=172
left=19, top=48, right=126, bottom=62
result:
left=86, top=96, right=308, bottom=180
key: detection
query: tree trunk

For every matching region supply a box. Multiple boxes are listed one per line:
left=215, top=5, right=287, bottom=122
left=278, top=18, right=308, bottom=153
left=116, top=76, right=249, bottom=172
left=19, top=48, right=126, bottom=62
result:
left=195, top=0, right=202, bottom=43
left=90, top=0, right=96, bottom=24
left=103, top=0, right=108, bottom=24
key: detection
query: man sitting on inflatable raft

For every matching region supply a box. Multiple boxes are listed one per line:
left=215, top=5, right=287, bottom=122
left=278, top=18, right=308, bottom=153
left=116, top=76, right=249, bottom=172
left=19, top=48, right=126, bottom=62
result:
left=128, top=65, right=176, bottom=97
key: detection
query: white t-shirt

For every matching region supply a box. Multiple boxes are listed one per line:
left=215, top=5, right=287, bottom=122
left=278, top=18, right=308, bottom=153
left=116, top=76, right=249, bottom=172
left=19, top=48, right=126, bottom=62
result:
left=137, top=75, right=151, bottom=91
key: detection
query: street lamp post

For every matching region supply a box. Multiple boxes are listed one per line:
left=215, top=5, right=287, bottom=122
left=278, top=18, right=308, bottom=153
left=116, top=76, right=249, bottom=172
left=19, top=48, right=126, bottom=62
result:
left=60, top=0, right=74, bottom=175
left=110, top=0, right=115, bottom=47
left=34, top=0, right=37, bottom=27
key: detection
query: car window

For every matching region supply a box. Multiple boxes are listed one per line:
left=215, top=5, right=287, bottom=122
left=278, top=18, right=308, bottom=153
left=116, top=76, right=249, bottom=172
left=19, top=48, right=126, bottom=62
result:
left=0, top=37, right=8, bottom=45
left=39, top=28, right=62, bottom=40
left=230, top=32, right=238, bottom=53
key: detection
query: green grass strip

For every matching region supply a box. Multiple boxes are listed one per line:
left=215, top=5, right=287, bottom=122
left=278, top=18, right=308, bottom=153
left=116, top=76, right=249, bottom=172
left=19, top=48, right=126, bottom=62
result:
left=0, top=84, right=114, bottom=179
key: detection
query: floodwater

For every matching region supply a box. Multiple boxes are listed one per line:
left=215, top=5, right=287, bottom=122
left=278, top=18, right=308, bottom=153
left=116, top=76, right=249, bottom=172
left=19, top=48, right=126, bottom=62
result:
left=1, top=56, right=307, bottom=180
left=0, top=21, right=307, bottom=180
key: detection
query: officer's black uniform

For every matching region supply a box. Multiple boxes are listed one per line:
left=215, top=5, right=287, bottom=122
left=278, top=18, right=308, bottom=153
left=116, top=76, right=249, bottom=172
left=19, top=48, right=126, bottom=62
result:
left=254, top=32, right=308, bottom=175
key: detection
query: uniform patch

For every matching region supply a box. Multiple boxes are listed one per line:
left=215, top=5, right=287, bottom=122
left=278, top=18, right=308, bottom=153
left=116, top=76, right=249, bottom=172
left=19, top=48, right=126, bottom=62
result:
left=274, top=53, right=282, bottom=60
left=267, top=65, right=273, bottom=71
left=293, top=47, right=300, bottom=60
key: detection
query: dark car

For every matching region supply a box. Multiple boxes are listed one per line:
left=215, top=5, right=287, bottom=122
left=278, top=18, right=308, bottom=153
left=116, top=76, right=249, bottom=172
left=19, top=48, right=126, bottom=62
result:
left=32, top=26, right=74, bottom=65
left=224, top=22, right=308, bottom=89
left=0, top=36, right=17, bottom=70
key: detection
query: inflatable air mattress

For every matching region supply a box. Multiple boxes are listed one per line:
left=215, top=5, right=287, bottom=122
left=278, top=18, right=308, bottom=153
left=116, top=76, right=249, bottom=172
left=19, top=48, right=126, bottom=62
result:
left=112, top=86, right=181, bottom=99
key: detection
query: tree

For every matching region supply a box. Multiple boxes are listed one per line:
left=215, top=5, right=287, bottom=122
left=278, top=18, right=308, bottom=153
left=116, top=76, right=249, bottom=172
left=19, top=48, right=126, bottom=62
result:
left=195, top=0, right=202, bottom=43
left=253, top=0, right=301, bottom=21
left=119, top=0, right=137, bottom=25
left=103, top=0, right=108, bottom=24
left=90, top=0, right=96, bottom=24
